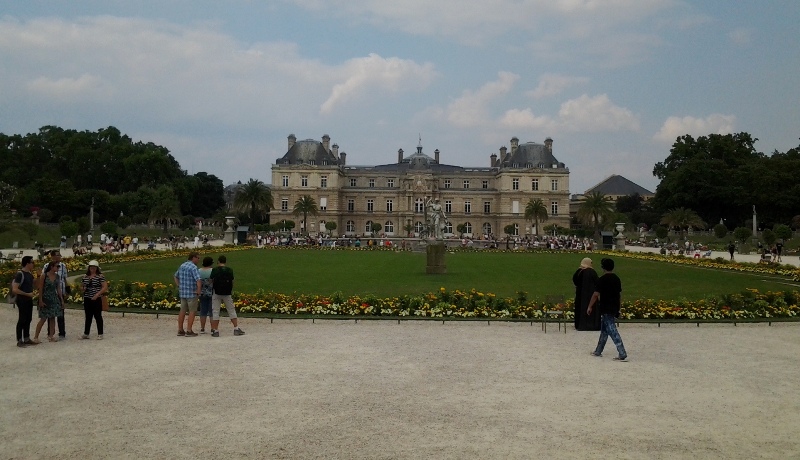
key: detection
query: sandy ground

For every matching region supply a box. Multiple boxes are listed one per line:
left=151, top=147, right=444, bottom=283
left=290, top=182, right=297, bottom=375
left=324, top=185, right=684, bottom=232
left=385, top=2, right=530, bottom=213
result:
left=1, top=306, right=798, bottom=459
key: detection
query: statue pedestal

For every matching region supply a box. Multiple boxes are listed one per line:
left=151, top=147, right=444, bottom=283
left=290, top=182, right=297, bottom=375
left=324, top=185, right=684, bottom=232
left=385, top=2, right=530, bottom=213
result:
left=426, top=242, right=447, bottom=274
left=614, top=234, right=625, bottom=251
left=224, top=229, right=235, bottom=245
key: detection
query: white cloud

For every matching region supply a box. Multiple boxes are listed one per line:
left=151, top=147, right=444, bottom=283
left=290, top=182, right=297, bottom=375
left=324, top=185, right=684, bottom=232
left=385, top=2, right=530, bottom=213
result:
left=445, top=71, right=519, bottom=127
left=653, top=114, right=736, bottom=142
left=26, top=74, right=112, bottom=101
left=527, top=73, right=589, bottom=99
left=320, top=54, right=437, bottom=114
left=557, top=94, right=640, bottom=132
left=728, top=28, right=752, bottom=45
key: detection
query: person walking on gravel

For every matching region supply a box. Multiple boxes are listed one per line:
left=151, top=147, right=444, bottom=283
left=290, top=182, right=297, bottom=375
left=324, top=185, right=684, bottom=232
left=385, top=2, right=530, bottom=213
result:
left=587, top=257, right=628, bottom=361
left=173, top=252, right=202, bottom=337
left=209, top=255, right=244, bottom=337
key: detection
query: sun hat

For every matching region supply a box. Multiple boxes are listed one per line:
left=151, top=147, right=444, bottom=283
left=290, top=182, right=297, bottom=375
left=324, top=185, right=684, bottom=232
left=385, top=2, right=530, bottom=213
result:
left=88, top=260, right=100, bottom=268
left=580, top=257, right=593, bottom=269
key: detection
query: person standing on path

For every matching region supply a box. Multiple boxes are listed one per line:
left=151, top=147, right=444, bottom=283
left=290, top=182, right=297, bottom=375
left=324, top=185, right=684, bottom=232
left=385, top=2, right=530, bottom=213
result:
left=173, top=252, right=202, bottom=337
left=33, top=262, right=63, bottom=343
left=80, top=260, right=108, bottom=340
left=573, top=257, right=600, bottom=331
left=198, top=256, right=214, bottom=334
left=13, top=256, right=38, bottom=348
left=42, top=250, right=68, bottom=339
left=587, top=258, right=627, bottom=361
left=209, top=255, right=244, bottom=337
left=728, top=242, right=736, bottom=261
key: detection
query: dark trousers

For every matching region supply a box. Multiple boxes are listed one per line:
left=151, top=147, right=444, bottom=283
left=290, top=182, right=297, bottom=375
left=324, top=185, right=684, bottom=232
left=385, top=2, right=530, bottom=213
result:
left=57, top=312, right=65, bottom=337
left=84, top=297, right=104, bottom=335
left=16, top=298, right=33, bottom=342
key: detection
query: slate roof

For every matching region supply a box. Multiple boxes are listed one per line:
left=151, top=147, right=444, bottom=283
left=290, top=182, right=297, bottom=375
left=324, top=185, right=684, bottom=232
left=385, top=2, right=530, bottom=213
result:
left=585, top=175, right=653, bottom=196
left=500, top=142, right=564, bottom=168
left=276, top=138, right=338, bottom=165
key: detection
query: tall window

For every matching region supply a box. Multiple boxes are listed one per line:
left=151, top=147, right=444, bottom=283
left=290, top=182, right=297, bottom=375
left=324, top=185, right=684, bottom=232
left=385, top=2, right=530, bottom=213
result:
left=464, top=222, right=472, bottom=234
left=387, top=179, right=394, bottom=188
left=512, top=200, right=520, bottom=214
left=282, top=175, right=289, bottom=187
left=551, top=201, right=559, bottom=215
left=464, top=201, right=471, bottom=214
left=301, top=175, right=308, bottom=187
left=320, top=176, right=327, bottom=188
left=512, top=178, right=519, bottom=190
left=369, top=179, right=375, bottom=188
left=384, top=221, right=394, bottom=233
left=513, top=223, right=519, bottom=236
left=444, top=179, right=451, bottom=189
left=365, top=220, right=373, bottom=233
left=484, top=201, right=491, bottom=214
left=445, top=222, right=453, bottom=234
left=319, top=197, right=327, bottom=211
left=346, top=220, right=355, bottom=233
left=350, top=178, right=357, bottom=187
left=463, top=180, right=470, bottom=189
left=482, top=180, right=488, bottom=189
left=367, top=199, right=374, bottom=212
left=551, top=179, right=558, bottom=191
left=414, top=198, right=424, bottom=213
left=414, top=221, right=424, bottom=234
left=347, top=199, right=354, bottom=211
left=482, top=222, right=492, bottom=235
left=281, top=198, right=288, bottom=211
left=445, top=200, right=452, bottom=214
left=531, top=179, right=539, bottom=191
left=386, top=199, right=393, bottom=212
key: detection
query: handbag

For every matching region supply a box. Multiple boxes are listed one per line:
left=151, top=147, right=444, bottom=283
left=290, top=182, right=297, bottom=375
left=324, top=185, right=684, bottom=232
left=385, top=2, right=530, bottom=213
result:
left=101, top=294, right=109, bottom=311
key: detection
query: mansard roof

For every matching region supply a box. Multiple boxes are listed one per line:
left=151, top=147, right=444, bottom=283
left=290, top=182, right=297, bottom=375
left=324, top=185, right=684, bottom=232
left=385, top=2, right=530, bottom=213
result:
left=501, top=142, right=563, bottom=168
left=277, top=139, right=338, bottom=165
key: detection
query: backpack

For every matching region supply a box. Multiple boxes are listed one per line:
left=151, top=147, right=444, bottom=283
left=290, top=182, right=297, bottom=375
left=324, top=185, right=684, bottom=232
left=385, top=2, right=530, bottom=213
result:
left=213, top=268, right=234, bottom=295
left=7, top=271, right=22, bottom=306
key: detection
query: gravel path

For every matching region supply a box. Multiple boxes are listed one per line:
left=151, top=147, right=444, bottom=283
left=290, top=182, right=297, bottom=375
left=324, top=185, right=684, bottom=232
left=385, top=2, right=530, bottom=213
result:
left=2, top=307, right=798, bottom=459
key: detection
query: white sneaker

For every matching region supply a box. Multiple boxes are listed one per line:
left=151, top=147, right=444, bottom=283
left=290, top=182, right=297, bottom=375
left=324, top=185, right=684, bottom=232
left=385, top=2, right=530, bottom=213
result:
left=81, top=334, right=90, bottom=339
left=97, top=335, right=103, bottom=340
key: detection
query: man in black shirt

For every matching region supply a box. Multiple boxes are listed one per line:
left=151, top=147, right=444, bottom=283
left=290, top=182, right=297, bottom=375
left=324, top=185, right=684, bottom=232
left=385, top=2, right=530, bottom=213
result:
left=587, top=258, right=628, bottom=361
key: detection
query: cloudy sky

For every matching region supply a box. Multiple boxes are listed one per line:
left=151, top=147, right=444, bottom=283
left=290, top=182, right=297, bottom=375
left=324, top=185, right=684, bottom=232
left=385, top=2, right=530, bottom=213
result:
left=2, top=1, right=798, bottom=194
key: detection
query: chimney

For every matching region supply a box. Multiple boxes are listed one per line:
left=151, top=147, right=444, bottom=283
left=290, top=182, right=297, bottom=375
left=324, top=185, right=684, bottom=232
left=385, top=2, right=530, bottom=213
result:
left=510, top=137, right=519, bottom=154
left=322, top=134, right=330, bottom=152
left=288, top=134, right=296, bottom=150
left=490, top=153, right=497, bottom=167
left=339, top=152, right=346, bottom=166
left=332, top=143, right=339, bottom=158
left=398, top=148, right=404, bottom=163
left=434, top=149, right=440, bottom=164
left=545, top=137, right=553, bottom=151
left=499, top=146, right=507, bottom=163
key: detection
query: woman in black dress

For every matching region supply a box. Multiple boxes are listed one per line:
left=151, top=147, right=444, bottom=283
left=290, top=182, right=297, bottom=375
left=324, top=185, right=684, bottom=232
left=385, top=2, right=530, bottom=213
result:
left=573, top=257, right=600, bottom=330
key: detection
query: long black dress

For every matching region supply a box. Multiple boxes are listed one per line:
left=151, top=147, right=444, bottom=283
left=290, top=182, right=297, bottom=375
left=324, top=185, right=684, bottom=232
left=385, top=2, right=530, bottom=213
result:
left=573, top=268, right=601, bottom=331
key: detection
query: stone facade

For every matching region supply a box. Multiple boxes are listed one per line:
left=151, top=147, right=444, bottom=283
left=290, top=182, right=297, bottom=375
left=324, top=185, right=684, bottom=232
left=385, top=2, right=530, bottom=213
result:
left=270, top=134, right=570, bottom=237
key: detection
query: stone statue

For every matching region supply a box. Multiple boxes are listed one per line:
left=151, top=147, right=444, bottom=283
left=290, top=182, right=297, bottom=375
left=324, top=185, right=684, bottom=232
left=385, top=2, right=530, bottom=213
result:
left=425, top=198, right=447, bottom=240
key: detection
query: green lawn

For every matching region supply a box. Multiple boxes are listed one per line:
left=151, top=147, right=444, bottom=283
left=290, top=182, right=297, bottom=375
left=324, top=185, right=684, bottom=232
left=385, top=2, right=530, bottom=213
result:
left=98, top=249, right=798, bottom=301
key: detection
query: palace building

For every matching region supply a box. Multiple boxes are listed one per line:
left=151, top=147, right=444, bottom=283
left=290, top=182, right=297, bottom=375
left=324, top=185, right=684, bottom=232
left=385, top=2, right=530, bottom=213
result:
left=269, top=134, right=570, bottom=237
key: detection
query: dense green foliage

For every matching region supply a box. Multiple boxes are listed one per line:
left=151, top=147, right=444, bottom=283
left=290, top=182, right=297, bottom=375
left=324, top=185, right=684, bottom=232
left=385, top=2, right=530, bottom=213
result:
left=0, top=126, right=225, bottom=222
left=652, top=132, right=800, bottom=229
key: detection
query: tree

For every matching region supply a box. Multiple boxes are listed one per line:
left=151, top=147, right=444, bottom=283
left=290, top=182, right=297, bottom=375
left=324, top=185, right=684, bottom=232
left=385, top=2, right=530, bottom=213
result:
left=733, top=227, right=752, bottom=243
left=149, top=186, right=182, bottom=232
left=189, top=172, right=225, bottom=217
left=117, top=215, right=132, bottom=229
left=577, top=192, right=614, bottom=239
left=762, top=229, right=776, bottom=247
left=325, top=221, right=337, bottom=235
left=456, top=223, right=467, bottom=237
left=100, top=221, right=117, bottom=235
left=773, top=224, right=792, bottom=241
left=615, top=193, right=643, bottom=213
left=660, top=208, right=706, bottom=240
left=60, top=220, right=78, bottom=239
left=370, top=222, right=382, bottom=235
left=276, top=219, right=295, bottom=232
left=654, top=225, right=668, bottom=240
left=233, top=179, right=273, bottom=227
left=713, top=223, right=728, bottom=239
left=403, top=223, right=414, bottom=236
left=503, top=224, right=515, bottom=236
left=524, top=198, right=548, bottom=236
left=792, top=215, right=800, bottom=231
left=293, top=195, right=318, bottom=235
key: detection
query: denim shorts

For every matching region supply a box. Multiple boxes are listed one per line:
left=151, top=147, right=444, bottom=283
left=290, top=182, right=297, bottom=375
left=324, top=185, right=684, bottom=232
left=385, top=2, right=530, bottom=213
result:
left=199, top=295, right=212, bottom=317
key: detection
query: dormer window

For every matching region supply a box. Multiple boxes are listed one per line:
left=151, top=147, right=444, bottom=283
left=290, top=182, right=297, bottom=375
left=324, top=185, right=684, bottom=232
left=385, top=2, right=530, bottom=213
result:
left=309, top=160, right=315, bottom=165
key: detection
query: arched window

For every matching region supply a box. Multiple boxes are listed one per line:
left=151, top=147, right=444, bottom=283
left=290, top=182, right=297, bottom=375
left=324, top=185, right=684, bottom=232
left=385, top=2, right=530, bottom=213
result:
left=445, top=222, right=453, bottom=234
left=513, top=223, right=519, bottom=236
left=464, top=222, right=472, bottom=235
left=365, top=220, right=373, bottom=233
left=414, top=221, right=424, bottom=234
left=346, top=220, right=355, bottom=233
left=384, top=221, right=394, bottom=234
left=483, top=223, right=492, bottom=235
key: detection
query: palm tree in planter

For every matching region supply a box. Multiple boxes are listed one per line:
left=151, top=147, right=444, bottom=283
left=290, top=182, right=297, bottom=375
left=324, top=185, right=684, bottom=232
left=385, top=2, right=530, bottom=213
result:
left=233, top=179, right=273, bottom=229
left=524, top=198, right=548, bottom=236
left=293, top=195, right=318, bottom=235
left=403, top=223, right=414, bottom=237
left=660, top=207, right=706, bottom=240
left=577, top=192, right=614, bottom=240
